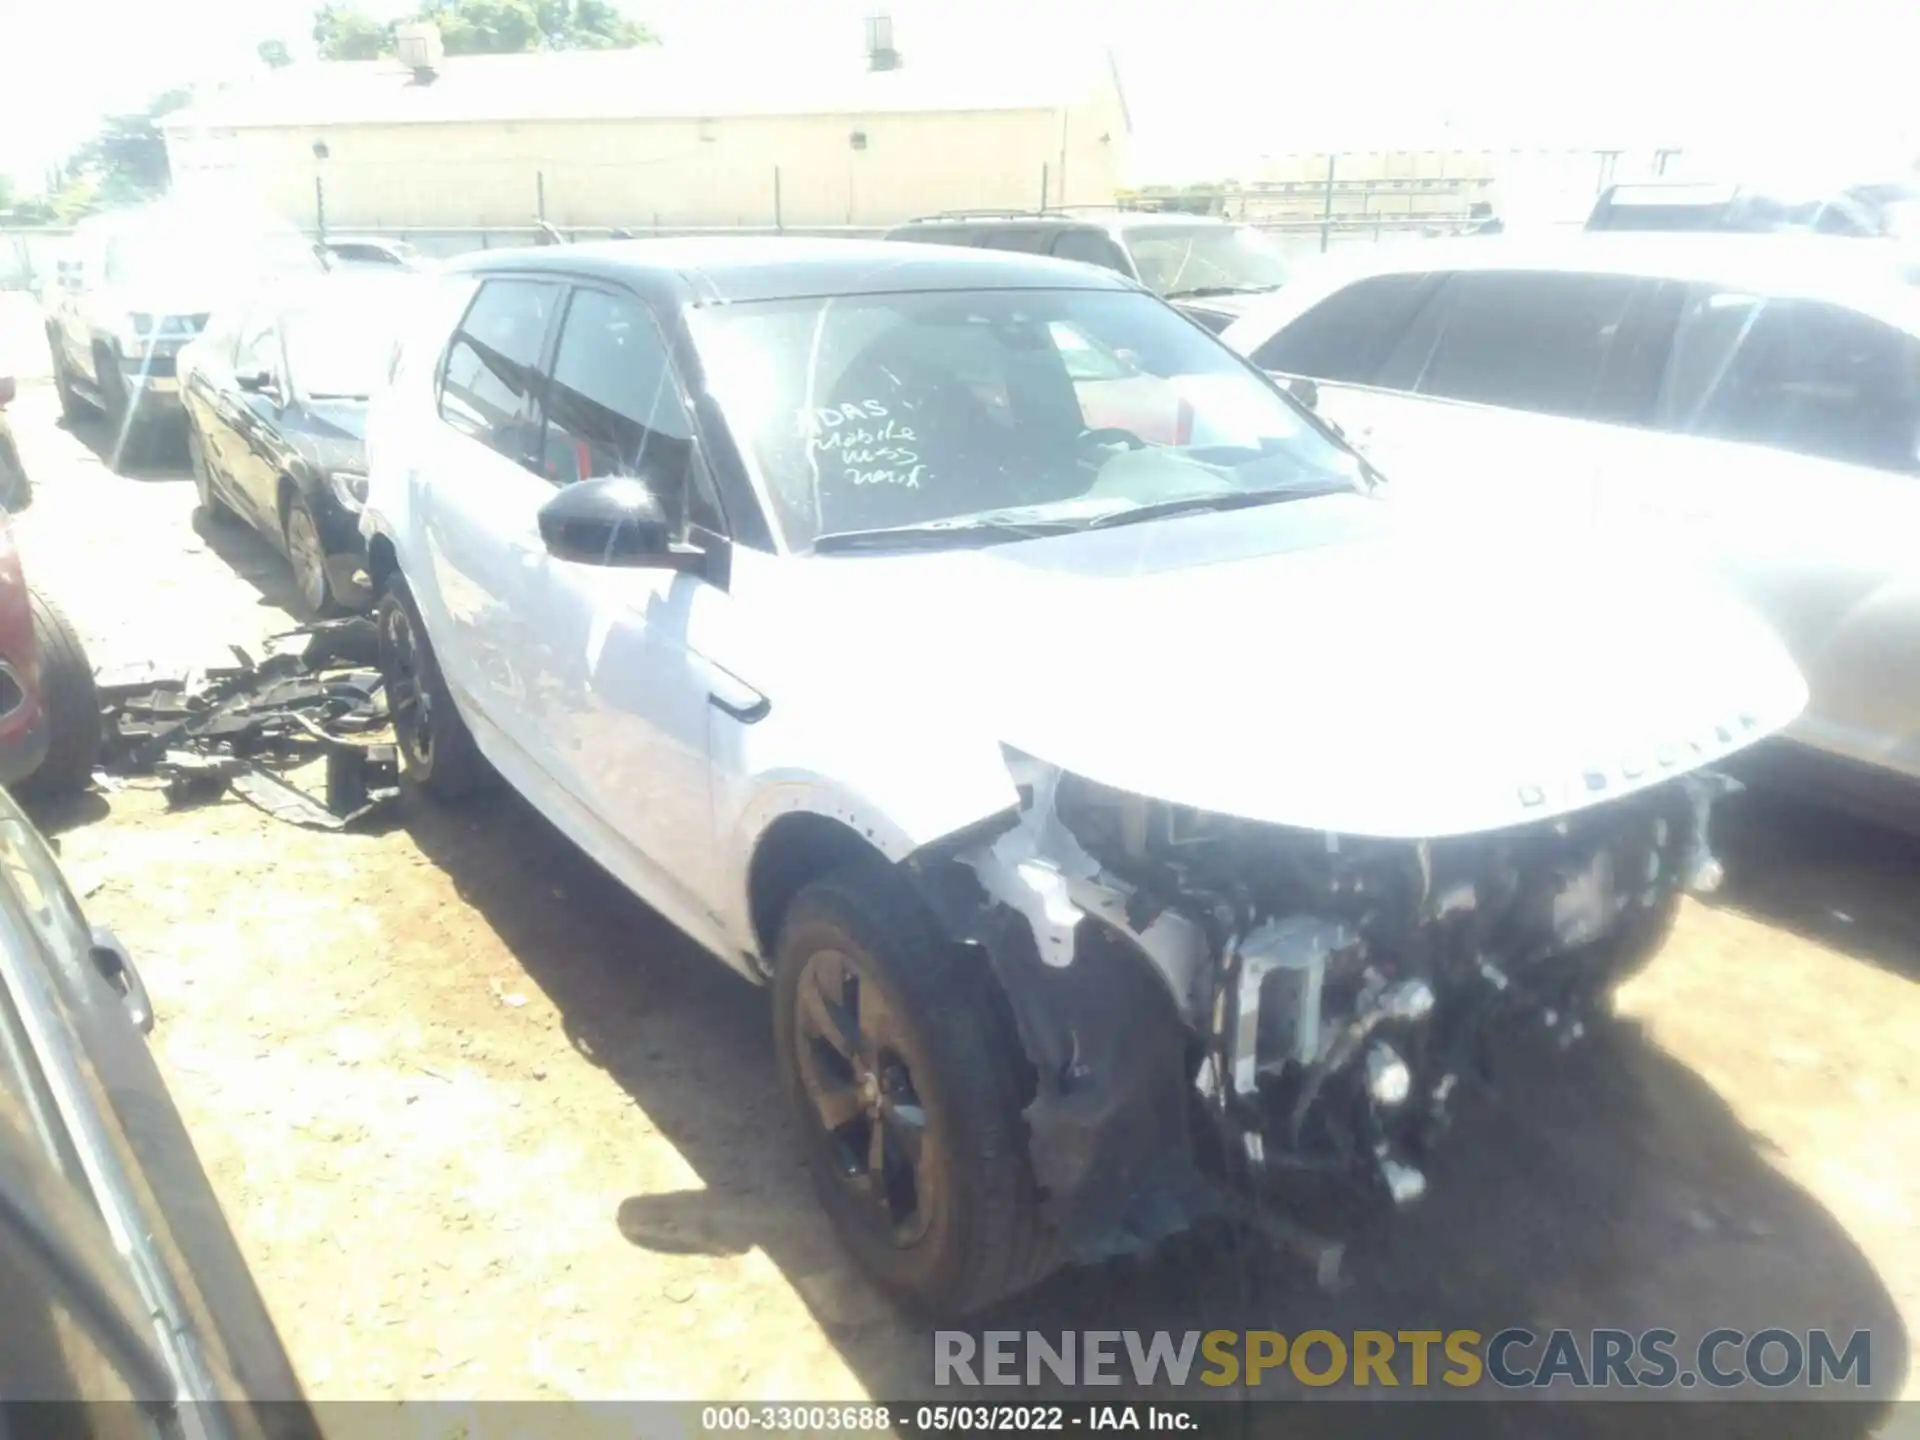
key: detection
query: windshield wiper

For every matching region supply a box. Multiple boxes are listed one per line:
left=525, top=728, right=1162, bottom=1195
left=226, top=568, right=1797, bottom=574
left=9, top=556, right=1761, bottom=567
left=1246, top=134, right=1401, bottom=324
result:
left=1163, top=283, right=1284, bottom=300
left=305, top=391, right=372, bottom=401
left=812, top=514, right=1082, bottom=554
left=1083, top=484, right=1348, bottom=531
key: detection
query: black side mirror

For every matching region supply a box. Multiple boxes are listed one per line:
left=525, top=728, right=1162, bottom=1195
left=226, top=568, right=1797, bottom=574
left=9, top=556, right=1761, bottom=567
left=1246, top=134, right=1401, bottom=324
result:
left=1282, top=375, right=1320, bottom=410
left=538, top=474, right=705, bottom=571
left=236, top=370, right=276, bottom=397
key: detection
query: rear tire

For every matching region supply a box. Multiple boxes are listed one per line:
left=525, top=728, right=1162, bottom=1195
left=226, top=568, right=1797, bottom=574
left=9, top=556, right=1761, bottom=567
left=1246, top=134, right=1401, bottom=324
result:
left=48, top=334, right=86, bottom=424
left=375, top=577, right=488, bottom=799
left=282, top=489, right=336, bottom=620
left=0, top=427, right=29, bottom=513
left=98, top=356, right=159, bottom=475
left=772, top=864, right=1052, bottom=1318
left=16, top=587, right=100, bottom=798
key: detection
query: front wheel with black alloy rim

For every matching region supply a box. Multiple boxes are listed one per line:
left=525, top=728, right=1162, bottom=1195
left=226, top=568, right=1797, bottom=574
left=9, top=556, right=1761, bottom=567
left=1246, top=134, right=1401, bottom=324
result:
left=282, top=489, right=335, bottom=619
left=772, top=864, right=1053, bottom=1318
left=374, top=578, right=489, bottom=799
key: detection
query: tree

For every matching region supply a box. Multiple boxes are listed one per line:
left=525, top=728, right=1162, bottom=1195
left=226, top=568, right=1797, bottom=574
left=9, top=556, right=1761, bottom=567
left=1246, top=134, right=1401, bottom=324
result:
left=64, top=88, right=194, bottom=206
left=314, top=3, right=392, bottom=60
left=312, top=0, right=653, bottom=59
left=258, top=38, right=295, bottom=68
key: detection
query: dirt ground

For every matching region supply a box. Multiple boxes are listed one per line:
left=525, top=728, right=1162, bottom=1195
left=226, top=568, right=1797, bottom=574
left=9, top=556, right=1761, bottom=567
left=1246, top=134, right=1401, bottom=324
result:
left=2, top=294, right=1917, bottom=1431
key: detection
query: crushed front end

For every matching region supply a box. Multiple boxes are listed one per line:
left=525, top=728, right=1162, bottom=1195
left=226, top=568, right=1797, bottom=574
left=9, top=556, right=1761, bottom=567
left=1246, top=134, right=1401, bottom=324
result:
left=914, top=750, right=1739, bottom=1266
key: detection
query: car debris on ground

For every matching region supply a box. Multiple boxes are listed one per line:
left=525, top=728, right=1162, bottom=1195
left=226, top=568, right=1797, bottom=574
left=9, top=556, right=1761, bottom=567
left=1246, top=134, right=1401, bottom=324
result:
left=93, top=617, right=401, bottom=831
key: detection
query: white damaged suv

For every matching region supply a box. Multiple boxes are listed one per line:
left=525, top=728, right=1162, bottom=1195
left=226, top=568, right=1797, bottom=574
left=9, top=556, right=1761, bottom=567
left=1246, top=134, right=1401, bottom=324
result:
left=363, top=239, right=1806, bottom=1316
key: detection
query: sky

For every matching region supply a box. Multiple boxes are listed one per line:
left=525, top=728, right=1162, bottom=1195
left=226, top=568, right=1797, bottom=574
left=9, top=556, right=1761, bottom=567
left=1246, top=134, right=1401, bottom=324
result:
left=4, top=0, right=1917, bottom=192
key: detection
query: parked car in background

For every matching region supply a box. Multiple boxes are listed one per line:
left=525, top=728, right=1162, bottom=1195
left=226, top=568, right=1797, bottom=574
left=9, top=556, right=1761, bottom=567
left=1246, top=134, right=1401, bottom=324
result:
left=44, top=204, right=324, bottom=472
left=1586, top=177, right=1920, bottom=239
left=1222, top=232, right=1920, bottom=804
left=884, top=211, right=1292, bottom=331
left=362, top=237, right=1802, bottom=1316
left=319, top=236, right=429, bottom=271
left=0, top=510, right=98, bottom=799
left=0, top=783, right=319, bottom=1429
left=0, top=375, right=30, bottom=512
left=182, top=271, right=419, bottom=616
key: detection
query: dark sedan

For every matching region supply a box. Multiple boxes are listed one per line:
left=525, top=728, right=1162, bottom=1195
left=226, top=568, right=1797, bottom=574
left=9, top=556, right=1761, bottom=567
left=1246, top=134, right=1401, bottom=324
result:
left=182, top=274, right=417, bottom=616
left=0, top=783, right=319, bottom=1427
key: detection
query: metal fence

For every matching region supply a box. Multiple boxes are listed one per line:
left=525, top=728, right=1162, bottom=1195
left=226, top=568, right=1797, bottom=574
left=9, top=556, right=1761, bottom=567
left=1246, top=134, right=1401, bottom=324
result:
left=0, top=211, right=1498, bottom=294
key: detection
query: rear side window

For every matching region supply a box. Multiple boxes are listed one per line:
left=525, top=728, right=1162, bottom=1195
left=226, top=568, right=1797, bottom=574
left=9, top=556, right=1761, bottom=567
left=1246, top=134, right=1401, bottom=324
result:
left=438, top=278, right=560, bottom=468
left=1660, top=291, right=1920, bottom=472
left=1384, top=270, right=1646, bottom=420
left=1050, top=229, right=1130, bottom=274
left=984, top=229, right=1051, bottom=254
left=1249, top=272, right=1432, bottom=383
left=889, top=227, right=979, bottom=248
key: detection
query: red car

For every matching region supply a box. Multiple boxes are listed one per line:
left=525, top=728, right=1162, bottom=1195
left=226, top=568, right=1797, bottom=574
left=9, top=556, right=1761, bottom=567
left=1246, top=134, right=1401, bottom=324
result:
left=0, top=383, right=98, bottom=796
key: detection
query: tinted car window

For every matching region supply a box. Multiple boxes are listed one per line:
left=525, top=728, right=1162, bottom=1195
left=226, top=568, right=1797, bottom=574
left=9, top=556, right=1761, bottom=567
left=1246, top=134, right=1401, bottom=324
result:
left=541, top=288, right=722, bottom=530
left=1387, top=270, right=1644, bottom=419
left=984, top=229, right=1051, bottom=254
left=1050, top=229, right=1128, bottom=274
left=1661, top=291, right=1920, bottom=472
left=439, top=278, right=559, bottom=468
left=889, top=226, right=979, bottom=248
left=1250, top=272, right=1432, bottom=383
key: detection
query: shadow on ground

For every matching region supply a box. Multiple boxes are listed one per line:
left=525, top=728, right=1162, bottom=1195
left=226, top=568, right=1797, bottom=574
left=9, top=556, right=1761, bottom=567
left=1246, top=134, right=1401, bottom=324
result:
left=1708, top=777, right=1920, bottom=985
left=57, top=410, right=192, bottom=481
left=404, top=785, right=1908, bottom=1436
left=187, top=507, right=308, bottom=618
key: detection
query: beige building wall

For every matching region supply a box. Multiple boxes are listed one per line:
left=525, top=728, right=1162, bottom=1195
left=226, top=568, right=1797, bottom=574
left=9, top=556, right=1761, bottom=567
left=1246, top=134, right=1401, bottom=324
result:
left=169, top=102, right=1125, bottom=230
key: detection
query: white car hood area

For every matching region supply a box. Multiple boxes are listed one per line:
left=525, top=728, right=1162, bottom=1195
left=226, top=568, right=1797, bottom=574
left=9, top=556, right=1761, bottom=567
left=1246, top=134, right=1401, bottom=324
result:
left=774, top=493, right=1808, bottom=840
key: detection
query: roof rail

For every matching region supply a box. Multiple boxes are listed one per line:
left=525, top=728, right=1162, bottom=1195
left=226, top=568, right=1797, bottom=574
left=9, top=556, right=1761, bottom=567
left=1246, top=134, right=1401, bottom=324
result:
left=901, top=208, right=1076, bottom=223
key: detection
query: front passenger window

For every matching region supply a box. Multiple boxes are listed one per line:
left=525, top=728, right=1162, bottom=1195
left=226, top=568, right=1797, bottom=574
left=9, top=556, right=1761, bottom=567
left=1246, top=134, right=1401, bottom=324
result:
left=438, top=279, right=560, bottom=468
left=542, top=288, right=722, bottom=530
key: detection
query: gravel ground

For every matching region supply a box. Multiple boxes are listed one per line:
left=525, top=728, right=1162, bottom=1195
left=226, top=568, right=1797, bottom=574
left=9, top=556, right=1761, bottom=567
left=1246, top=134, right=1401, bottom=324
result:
left=2, top=292, right=1916, bottom=1435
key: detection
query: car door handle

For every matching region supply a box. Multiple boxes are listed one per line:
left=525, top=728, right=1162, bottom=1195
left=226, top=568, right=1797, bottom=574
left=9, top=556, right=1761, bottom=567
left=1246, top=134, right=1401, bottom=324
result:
left=707, top=665, right=769, bottom=724
left=89, top=925, right=153, bottom=1035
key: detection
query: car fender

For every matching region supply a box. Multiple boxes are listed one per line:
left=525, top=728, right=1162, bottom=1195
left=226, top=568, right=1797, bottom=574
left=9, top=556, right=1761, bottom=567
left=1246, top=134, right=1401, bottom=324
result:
left=715, top=699, right=1021, bottom=954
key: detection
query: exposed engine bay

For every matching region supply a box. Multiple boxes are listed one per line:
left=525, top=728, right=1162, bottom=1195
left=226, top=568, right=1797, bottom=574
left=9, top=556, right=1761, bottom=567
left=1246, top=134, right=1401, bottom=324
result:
left=916, top=749, right=1736, bottom=1266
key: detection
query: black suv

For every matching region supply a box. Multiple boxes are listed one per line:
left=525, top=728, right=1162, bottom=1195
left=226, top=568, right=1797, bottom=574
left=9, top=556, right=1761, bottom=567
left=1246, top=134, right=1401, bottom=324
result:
left=883, top=210, right=1292, bottom=331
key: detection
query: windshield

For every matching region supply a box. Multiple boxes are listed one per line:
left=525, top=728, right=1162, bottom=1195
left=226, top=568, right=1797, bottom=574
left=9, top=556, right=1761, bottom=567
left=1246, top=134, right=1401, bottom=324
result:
left=104, top=227, right=320, bottom=295
left=694, top=286, right=1364, bottom=553
left=284, top=306, right=402, bottom=400
left=1120, top=225, right=1293, bottom=297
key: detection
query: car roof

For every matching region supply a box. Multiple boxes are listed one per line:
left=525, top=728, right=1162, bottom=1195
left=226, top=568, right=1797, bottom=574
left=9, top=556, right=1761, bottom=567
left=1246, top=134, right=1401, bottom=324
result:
left=1222, top=231, right=1920, bottom=349
left=449, top=235, right=1145, bottom=302
left=1299, top=231, right=1920, bottom=299
left=266, top=269, right=425, bottom=317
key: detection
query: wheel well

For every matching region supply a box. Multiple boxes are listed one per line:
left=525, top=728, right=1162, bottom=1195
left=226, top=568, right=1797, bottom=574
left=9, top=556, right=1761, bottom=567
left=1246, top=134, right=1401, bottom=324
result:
left=747, top=812, right=892, bottom=960
left=366, top=534, right=398, bottom=590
